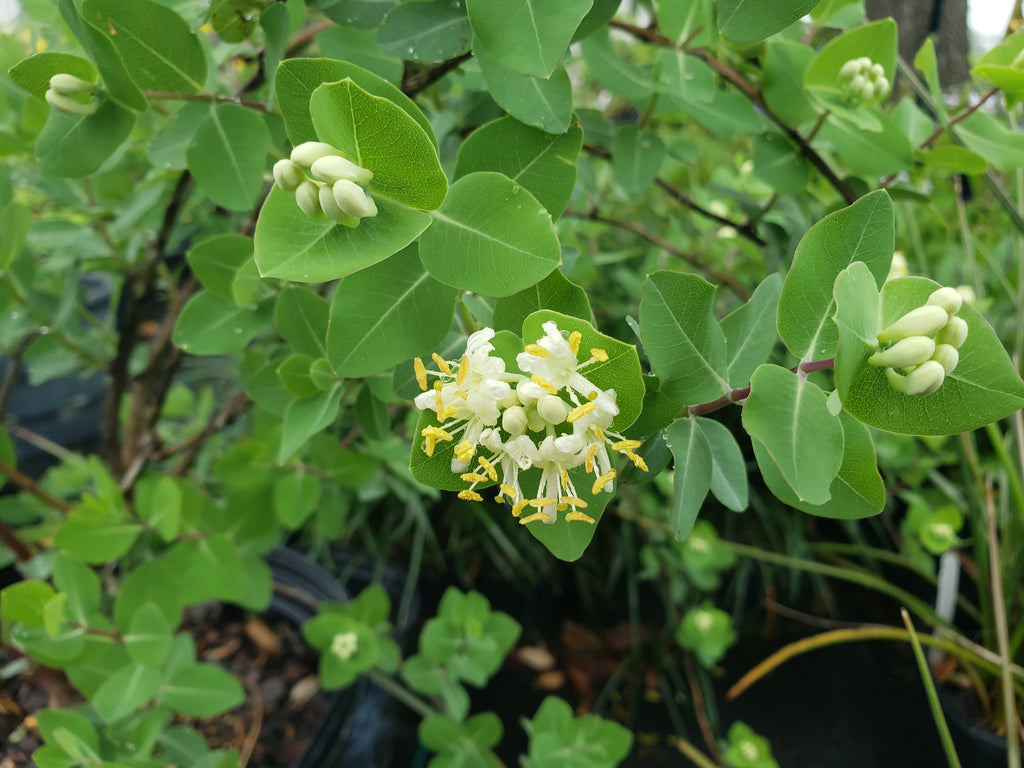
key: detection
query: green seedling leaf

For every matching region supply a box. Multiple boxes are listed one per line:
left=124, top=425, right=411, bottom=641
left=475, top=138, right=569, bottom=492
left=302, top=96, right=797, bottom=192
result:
left=274, top=471, right=321, bottom=529
left=124, top=602, right=173, bottom=668
left=419, top=172, right=561, bottom=296
left=474, top=47, right=574, bottom=135
left=377, top=0, right=471, bottom=62
left=160, top=663, right=245, bottom=716
left=717, top=0, right=818, bottom=42
left=36, top=711, right=100, bottom=761
left=1, top=581, right=55, bottom=628
left=664, top=417, right=712, bottom=540
left=186, top=104, right=270, bottom=211
left=743, top=364, right=843, bottom=505
left=310, top=79, right=447, bottom=210
left=675, top=603, right=736, bottom=668
left=468, top=0, right=591, bottom=78
left=778, top=190, right=893, bottom=360
left=135, top=475, right=183, bottom=542
left=454, top=116, right=583, bottom=219
left=640, top=270, right=730, bottom=405
left=327, top=245, right=457, bottom=377
left=55, top=504, right=142, bottom=564
left=91, top=662, right=161, bottom=723
left=52, top=554, right=101, bottom=627
left=279, top=383, right=344, bottom=462
left=274, top=287, right=329, bottom=357
left=186, top=235, right=261, bottom=306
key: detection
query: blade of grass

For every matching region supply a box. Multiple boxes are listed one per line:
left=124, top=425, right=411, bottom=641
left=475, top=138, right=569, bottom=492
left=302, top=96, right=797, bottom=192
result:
left=900, top=608, right=962, bottom=768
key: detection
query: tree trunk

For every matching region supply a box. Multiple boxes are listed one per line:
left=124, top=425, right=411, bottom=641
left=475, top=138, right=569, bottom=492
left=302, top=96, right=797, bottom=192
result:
left=865, top=0, right=969, bottom=87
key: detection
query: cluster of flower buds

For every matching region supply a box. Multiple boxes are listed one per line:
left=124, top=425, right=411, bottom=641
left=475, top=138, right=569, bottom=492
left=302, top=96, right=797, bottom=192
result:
left=413, top=322, right=648, bottom=526
left=273, top=142, right=377, bottom=227
left=837, top=57, right=891, bottom=104
left=45, top=73, right=98, bottom=117
left=869, top=287, right=969, bottom=396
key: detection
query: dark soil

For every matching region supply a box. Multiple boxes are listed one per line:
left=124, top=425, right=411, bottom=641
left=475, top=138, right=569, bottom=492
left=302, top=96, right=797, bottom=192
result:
left=0, top=604, right=332, bottom=767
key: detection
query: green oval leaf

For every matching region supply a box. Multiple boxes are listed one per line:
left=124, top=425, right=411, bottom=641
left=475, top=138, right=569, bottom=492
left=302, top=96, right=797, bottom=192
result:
left=717, top=0, right=818, bottom=42
left=186, top=104, right=270, bottom=211
left=160, top=663, right=245, bottom=717
left=36, top=98, right=136, bottom=178
left=377, top=0, right=471, bottom=62
left=475, top=48, right=573, bottom=135
left=419, top=172, right=561, bottom=296
left=664, top=417, right=712, bottom=540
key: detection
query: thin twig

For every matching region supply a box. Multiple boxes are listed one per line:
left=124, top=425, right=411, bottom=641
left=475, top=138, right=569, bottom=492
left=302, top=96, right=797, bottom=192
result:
left=0, top=456, right=72, bottom=513
left=0, top=518, right=31, bottom=561
left=682, top=653, right=723, bottom=764
left=402, top=52, right=473, bottom=97
left=687, top=357, right=835, bottom=417
left=141, top=91, right=268, bottom=113
left=608, top=19, right=857, bottom=204
left=238, top=674, right=264, bottom=768
left=0, top=333, right=37, bottom=419
left=563, top=209, right=750, bottom=298
left=170, top=391, right=251, bottom=477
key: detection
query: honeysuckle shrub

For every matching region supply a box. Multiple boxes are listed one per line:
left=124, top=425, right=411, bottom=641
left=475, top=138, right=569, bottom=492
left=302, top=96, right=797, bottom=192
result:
left=1, top=0, right=1024, bottom=764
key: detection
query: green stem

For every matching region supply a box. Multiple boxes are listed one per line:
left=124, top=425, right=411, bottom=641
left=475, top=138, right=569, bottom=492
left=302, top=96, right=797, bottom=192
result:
left=900, top=609, right=963, bottom=768
left=984, top=421, right=1024, bottom=527
left=365, top=669, right=439, bottom=720
left=672, top=736, right=722, bottom=768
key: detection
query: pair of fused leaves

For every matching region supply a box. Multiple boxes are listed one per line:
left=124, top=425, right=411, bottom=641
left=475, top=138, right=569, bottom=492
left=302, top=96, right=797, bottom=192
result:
left=255, top=58, right=565, bottom=298
left=408, top=311, right=644, bottom=562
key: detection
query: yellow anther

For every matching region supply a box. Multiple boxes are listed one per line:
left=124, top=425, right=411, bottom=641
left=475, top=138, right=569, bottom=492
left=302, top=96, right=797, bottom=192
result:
left=460, top=472, right=489, bottom=483
left=519, top=511, right=553, bottom=525
left=422, top=426, right=454, bottom=441
left=594, top=427, right=604, bottom=442
left=531, top=375, right=558, bottom=395
left=565, top=511, right=596, bottom=524
left=557, top=502, right=567, bottom=511
left=495, top=495, right=505, bottom=504
left=584, top=444, right=600, bottom=473
left=500, top=483, right=518, bottom=499
left=455, top=355, right=469, bottom=386
left=560, top=470, right=569, bottom=490
left=592, top=470, right=616, bottom=495
left=611, top=439, right=642, bottom=451
left=478, top=456, right=498, bottom=481
left=434, top=389, right=445, bottom=417
left=524, top=343, right=549, bottom=357
left=441, top=404, right=459, bottom=420
left=560, top=496, right=588, bottom=508
left=458, top=490, right=483, bottom=502
left=529, top=497, right=558, bottom=508
left=431, top=353, right=451, bottom=375
left=568, top=331, right=582, bottom=354
left=512, top=499, right=530, bottom=517
left=422, top=438, right=436, bottom=457
left=590, top=348, right=608, bottom=362
left=587, top=390, right=598, bottom=401
left=567, top=401, right=596, bottom=423
left=414, top=358, right=428, bottom=391
left=455, top=390, right=468, bottom=399
left=454, top=439, right=475, bottom=462
left=626, top=451, right=649, bottom=472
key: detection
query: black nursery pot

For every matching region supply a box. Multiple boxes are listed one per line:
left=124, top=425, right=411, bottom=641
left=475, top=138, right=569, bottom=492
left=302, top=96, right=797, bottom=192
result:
left=936, top=683, right=1010, bottom=768
left=265, top=547, right=419, bottom=768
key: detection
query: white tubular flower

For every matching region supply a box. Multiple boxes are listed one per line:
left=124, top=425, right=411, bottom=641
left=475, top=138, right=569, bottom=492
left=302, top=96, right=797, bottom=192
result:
left=516, top=321, right=609, bottom=404
left=312, top=155, right=373, bottom=186
left=332, top=179, right=378, bottom=219
left=518, top=434, right=588, bottom=526
left=413, top=329, right=522, bottom=471
left=868, top=336, right=935, bottom=368
left=290, top=141, right=339, bottom=169
left=273, top=159, right=305, bottom=192
left=877, top=305, right=949, bottom=343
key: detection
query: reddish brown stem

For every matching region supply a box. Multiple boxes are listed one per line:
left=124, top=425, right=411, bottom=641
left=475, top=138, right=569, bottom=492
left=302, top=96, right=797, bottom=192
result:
left=0, top=518, right=31, bottom=561
left=687, top=357, right=835, bottom=417
left=0, top=456, right=73, bottom=513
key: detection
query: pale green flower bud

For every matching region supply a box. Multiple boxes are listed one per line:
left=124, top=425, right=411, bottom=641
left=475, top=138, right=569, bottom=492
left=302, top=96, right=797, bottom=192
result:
left=502, top=405, right=528, bottom=436
left=272, top=159, right=304, bottom=192
left=526, top=407, right=547, bottom=433
left=869, top=63, right=885, bottom=80
left=312, top=155, right=373, bottom=185
left=332, top=179, right=378, bottom=219
left=849, top=74, right=868, bottom=95
left=956, top=285, right=975, bottom=305
left=839, top=59, right=861, bottom=80
left=49, top=73, right=94, bottom=95
left=925, top=287, right=963, bottom=316
left=887, top=252, right=908, bottom=281
left=875, top=77, right=891, bottom=99
left=295, top=180, right=324, bottom=219
left=935, top=316, right=968, bottom=349
left=318, top=183, right=359, bottom=227
left=868, top=336, right=935, bottom=368
left=860, top=81, right=875, bottom=101
left=516, top=381, right=545, bottom=407
left=290, top=141, right=339, bottom=169
left=877, top=305, right=949, bottom=343
left=536, top=394, right=568, bottom=425
left=886, top=360, right=946, bottom=396
left=931, top=344, right=959, bottom=375
left=44, top=88, right=97, bottom=116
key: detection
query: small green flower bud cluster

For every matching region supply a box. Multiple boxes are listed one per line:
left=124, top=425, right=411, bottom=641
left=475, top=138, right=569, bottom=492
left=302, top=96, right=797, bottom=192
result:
left=45, top=73, right=98, bottom=117
left=870, top=286, right=968, bottom=396
left=837, top=57, right=891, bottom=104
left=273, top=141, right=377, bottom=228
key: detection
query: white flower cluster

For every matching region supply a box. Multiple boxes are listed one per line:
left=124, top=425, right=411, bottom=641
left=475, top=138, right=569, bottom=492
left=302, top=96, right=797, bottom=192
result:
left=838, top=57, right=891, bottom=104
left=45, top=73, right=98, bottom=117
left=869, top=287, right=968, bottom=396
left=413, top=322, right=647, bottom=526
left=273, top=142, right=377, bottom=227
